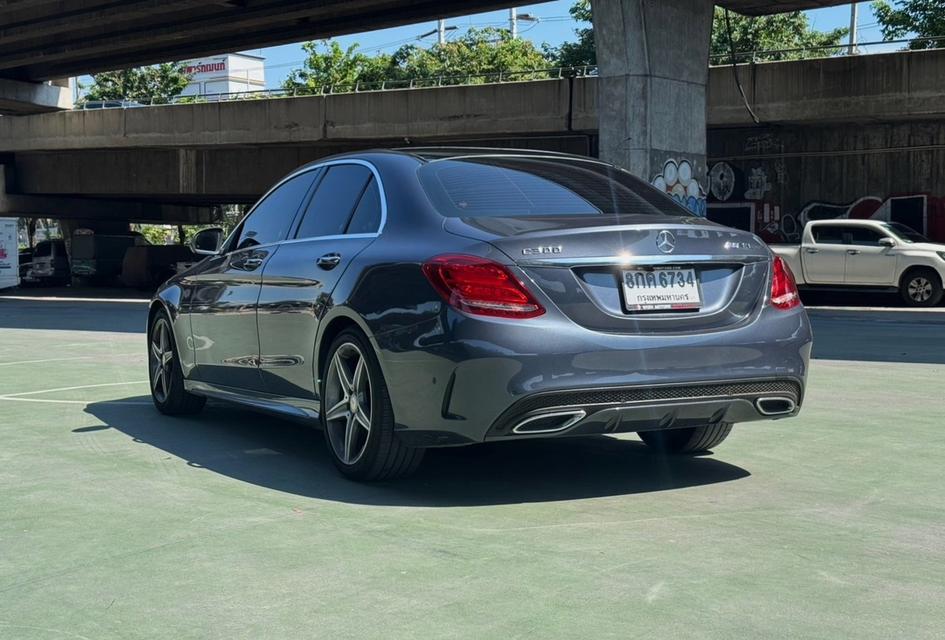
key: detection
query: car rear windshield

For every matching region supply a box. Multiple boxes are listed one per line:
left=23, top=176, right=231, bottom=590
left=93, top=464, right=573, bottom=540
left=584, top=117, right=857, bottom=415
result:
left=418, top=156, right=692, bottom=218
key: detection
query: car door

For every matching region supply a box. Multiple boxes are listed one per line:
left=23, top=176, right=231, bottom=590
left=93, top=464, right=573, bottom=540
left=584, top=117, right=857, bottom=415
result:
left=186, top=169, right=318, bottom=391
left=803, top=224, right=849, bottom=284
left=257, top=161, right=384, bottom=400
left=844, top=225, right=898, bottom=285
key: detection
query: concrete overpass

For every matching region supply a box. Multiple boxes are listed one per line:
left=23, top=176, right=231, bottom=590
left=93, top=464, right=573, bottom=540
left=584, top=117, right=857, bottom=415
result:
left=1, top=0, right=849, bottom=82
left=2, top=48, right=944, bottom=227
left=1, top=0, right=856, bottom=199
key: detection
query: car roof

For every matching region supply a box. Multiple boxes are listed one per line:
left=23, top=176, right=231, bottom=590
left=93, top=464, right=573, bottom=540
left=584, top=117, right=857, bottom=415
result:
left=294, top=147, right=611, bottom=172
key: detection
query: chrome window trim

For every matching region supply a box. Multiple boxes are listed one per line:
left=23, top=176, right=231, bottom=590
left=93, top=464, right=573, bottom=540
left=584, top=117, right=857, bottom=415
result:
left=220, top=158, right=389, bottom=255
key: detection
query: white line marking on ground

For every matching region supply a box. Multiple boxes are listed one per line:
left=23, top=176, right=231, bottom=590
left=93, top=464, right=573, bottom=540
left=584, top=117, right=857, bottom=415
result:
left=1, top=380, right=149, bottom=397
left=0, top=356, right=96, bottom=367
left=806, top=305, right=945, bottom=313
left=0, top=397, right=151, bottom=406
left=0, top=294, right=149, bottom=303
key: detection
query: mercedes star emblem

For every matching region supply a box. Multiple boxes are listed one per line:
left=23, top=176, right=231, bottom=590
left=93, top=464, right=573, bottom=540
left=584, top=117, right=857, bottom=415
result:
left=656, top=230, right=676, bottom=254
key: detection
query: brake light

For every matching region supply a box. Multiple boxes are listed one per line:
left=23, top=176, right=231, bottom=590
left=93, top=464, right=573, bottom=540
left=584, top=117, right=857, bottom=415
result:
left=770, top=256, right=801, bottom=310
left=422, top=254, right=545, bottom=319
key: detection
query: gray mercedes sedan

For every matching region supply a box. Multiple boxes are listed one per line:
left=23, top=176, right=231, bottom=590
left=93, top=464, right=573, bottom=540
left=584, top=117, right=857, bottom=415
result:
left=148, top=148, right=812, bottom=481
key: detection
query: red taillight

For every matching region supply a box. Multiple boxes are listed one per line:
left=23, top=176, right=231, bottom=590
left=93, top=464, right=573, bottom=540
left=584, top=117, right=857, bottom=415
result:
left=770, top=256, right=801, bottom=310
left=421, top=254, right=545, bottom=319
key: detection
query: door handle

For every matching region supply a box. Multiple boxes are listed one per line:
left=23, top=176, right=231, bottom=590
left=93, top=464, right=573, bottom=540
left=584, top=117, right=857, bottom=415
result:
left=316, top=253, right=342, bottom=270
left=805, top=248, right=819, bottom=254
left=240, top=257, right=264, bottom=270
left=846, top=249, right=861, bottom=256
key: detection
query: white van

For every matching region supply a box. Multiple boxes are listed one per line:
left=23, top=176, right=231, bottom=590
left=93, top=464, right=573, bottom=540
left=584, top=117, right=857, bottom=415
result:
left=0, top=218, right=20, bottom=291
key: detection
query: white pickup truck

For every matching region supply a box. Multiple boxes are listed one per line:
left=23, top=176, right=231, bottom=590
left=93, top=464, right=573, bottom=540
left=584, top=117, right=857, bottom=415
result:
left=771, top=219, right=945, bottom=307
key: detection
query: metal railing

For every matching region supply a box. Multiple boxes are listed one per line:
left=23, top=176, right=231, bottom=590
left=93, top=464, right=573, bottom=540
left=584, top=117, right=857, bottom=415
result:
left=708, top=35, right=945, bottom=64
left=74, top=35, right=945, bottom=108
left=76, top=65, right=599, bottom=108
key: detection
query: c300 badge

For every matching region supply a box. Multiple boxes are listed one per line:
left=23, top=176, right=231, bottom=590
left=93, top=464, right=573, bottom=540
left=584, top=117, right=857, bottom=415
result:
left=522, top=245, right=562, bottom=256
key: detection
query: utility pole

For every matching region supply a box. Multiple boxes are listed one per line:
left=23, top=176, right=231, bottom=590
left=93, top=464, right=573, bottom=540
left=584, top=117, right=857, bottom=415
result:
left=510, top=7, right=518, bottom=39
left=848, top=2, right=859, bottom=55
left=438, top=18, right=446, bottom=45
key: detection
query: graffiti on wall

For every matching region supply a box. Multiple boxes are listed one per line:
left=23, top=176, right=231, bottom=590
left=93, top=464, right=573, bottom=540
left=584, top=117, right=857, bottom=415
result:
left=705, top=161, right=945, bottom=243
left=652, top=159, right=707, bottom=217
left=705, top=161, right=802, bottom=241
left=800, top=195, right=945, bottom=242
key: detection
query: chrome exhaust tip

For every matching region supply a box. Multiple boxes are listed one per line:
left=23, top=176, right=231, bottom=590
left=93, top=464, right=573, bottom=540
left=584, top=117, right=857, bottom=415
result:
left=756, top=397, right=797, bottom=416
left=512, top=410, right=587, bottom=435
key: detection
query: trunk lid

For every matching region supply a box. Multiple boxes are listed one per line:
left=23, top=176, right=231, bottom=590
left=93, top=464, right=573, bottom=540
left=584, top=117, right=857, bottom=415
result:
left=444, top=214, right=772, bottom=334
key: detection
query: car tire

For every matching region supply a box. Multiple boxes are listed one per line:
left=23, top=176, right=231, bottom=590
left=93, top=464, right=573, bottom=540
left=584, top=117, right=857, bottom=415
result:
left=638, top=423, right=732, bottom=454
left=148, top=309, right=206, bottom=415
left=320, top=329, right=424, bottom=481
left=899, top=268, right=944, bottom=307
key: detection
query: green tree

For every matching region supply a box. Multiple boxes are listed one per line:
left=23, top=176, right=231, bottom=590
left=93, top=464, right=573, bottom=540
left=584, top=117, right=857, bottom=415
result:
left=873, top=0, right=945, bottom=49
left=282, top=41, right=396, bottom=94
left=546, top=0, right=595, bottom=67
left=711, top=8, right=848, bottom=61
left=548, top=2, right=847, bottom=66
left=285, top=28, right=552, bottom=95
left=83, top=63, right=190, bottom=104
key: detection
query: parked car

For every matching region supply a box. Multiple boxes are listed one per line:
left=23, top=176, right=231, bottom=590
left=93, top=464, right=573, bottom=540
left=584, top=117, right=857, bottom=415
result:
left=771, top=219, right=945, bottom=306
left=71, top=229, right=143, bottom=285
left=120, top=244, right=198, bottom=290
left=18, top=248, right=33, bottom=281
left=22, top=239, right=70, bottom=286
left=148, top=149, right=812, bottom=481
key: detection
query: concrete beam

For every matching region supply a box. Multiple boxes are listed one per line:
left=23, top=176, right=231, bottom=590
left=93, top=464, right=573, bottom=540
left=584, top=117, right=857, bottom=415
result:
left=0, top=164, right=214, bottom=223
left=0, top=77, right=71, bottom=115
left=10, top=135, right=595, bottom=204
left=0, top=79, right=576, bottom=152
left=709, top=49, right=945, bottom=126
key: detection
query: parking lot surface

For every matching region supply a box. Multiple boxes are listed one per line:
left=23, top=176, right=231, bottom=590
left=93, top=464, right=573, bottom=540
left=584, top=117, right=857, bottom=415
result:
left=1, top=295, right=944, bottom=639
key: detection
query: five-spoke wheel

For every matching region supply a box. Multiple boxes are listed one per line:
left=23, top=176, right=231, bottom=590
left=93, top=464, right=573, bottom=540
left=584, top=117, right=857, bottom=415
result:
left=149, top=316, right=175, bottom=404
left=148, top=309, right=206, bottom=415
left=320, top=330, right=424, bottom=480
left=323, top=342, right=373, bottom=465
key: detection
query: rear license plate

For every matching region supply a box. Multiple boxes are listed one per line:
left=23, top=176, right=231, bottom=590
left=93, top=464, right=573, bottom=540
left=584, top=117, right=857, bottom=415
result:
left=622, top=268, right=702, bottom=312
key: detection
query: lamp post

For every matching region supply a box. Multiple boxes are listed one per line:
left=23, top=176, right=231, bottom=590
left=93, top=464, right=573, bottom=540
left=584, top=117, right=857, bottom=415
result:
left=848, top=3, right=859, bottom=55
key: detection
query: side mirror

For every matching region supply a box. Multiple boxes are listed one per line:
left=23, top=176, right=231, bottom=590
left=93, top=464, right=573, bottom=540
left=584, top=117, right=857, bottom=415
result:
left=879, top=237, right=896, bottom=248
left=191, top=227, right=224, bottom=256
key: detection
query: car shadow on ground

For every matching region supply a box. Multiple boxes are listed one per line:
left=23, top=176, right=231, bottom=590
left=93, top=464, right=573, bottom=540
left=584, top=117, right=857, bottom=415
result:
left=83, top=397, right=749, bottom=507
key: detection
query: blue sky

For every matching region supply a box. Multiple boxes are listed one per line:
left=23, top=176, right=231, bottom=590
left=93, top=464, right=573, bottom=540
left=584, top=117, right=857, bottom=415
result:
left=76, top=2, right=891, bottom=93
left=247, top=2, right=886, bottom=89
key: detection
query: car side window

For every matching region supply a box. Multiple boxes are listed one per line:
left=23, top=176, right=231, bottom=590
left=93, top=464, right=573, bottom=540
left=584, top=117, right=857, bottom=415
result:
left=233, top=171, right=317, bottom=251
left=812, top=225, right=848, bottom=245
left=346, top=177, right=383, bottom=235
left=848, top=227, right=887, bottom=247
left=295, top=164, right=373, bottom=240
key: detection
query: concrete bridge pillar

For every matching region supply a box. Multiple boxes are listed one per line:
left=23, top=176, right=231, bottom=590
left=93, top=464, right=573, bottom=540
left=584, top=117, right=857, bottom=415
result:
left=593, top=0, right=714, bottom=216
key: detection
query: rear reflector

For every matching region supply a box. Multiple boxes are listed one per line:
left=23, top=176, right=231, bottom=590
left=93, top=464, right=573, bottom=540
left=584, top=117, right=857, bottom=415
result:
left=770, top=256, right=801, bottom=310
left=422, top=254, right=545, bottom=319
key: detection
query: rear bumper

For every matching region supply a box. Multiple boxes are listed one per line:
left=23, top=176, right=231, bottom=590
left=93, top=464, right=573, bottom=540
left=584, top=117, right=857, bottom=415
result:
left=484, top=378, right=802, bottom=441
left=377, top=305, right=812, bottom=447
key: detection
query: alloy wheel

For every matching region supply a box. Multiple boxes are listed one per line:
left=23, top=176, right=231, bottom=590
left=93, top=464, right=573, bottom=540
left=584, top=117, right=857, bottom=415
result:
left=149, top=317, right=174, bottom=403
left=324, top=342, right=373, bottom=465
left=908, top=276, right=933, bottom=303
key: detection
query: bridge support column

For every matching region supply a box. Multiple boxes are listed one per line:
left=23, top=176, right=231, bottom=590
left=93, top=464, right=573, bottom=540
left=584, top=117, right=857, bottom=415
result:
left=593, top=0, right=713, bottom=216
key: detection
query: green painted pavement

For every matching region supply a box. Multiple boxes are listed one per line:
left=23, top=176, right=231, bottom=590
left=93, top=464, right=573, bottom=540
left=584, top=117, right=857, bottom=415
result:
left=1, top=300, right=943, bottom=639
